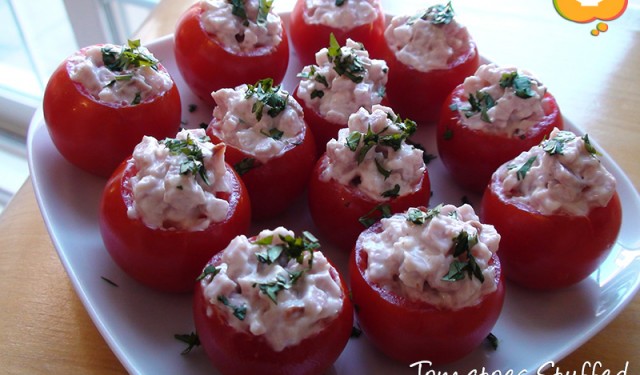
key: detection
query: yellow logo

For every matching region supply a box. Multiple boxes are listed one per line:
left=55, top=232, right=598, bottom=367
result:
left=553, top=0, right=628, bottom=36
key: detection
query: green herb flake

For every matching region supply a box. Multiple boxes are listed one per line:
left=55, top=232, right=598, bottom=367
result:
left=335, top=0, right=346, bottom=6
left=408, top=1, right=454, bottom=26
left=245, top=78, right=288, bottom=121
left=499, top=71, right=535, bottom=99
left=464, top=91, right=495, bottom=123
left=257, top=0, right=274, bottom=26
left=310, top=89, right=325, bottom=99
left=381, top=184, right=400, bottom=198
left=161, top=133, right=211, bottom=185
left=260, top=127, right=284, bottom=140
left=406, top=204, right=442, bottom=225
left=582, top=134, right=600, bottom=156
left=217, top=295, right=247, bottom=320
left=196, top=265, right=220, bottom=281
left=541, top=131, right=576, bottom=155
left=442, top=230, right=484, bottom=283
left=229, top=0, right=249, bottom=26
left=345, top=131, right=361, bottom=151
left=100, top=276, right=119, bottom=287
left=486, top=332, right=499, bottom=351
left=358, top=203, right=392, bottom=228
left=234, top=157, right=257, bottom=176
left=516, top=156, right=537, bottom=181
left=174, top=332, right=200, bottom=355
left=101, top=39, right=159, bottom=73
left=326, top=33, right=366, bottom=84
left=188, top=104, right=197, bottom=113
left=255, top=271, right=304, bottom=304
left=374, top=158, right=391, bottom=180
left=131, top=92, right=142, bottom=105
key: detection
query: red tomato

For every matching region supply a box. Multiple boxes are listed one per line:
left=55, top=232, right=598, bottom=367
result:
left=437, top=86, right=563, bottom=193
left=193, top=250, right=354, bottom=375
left=43, top=48, right=181, bottom=178
left=380, top=39, right=479, bottom=125
left=206, top=122, right=316, bottom=220
left=174, top=3, right=289, bottom=106
left=308, top=155, right=431, bottom=250
left=289, top=0, right=386, bottom=66
left=480, top=178, right=622, bottom=290
left=99, top=160, right=251, bottom=293
left=349, top=228, right=505, bottom=364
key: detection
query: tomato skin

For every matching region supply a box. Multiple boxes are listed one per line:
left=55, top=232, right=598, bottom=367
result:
left=174, top=3, right=289, bottom=106
left=380, top=40, right=479, bottom=125
left=99, top=160, right=251, bottom=293
left=480, top=179, right=622, bottom=290
left=193, top=251, right=354, bottom=375
left=308, top=155, right=431, bottom=251
left=437, top=86, right=563, bottom=193
left=349, top=231, right=505, bottom=364
left=206, top=123, right=316, bottom=220
left=42, top=52, right=181, bottom=178
left=289, top=0, right=386, bottom=66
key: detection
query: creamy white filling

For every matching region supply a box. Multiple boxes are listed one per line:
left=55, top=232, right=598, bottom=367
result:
left=67, top=44, right=173, bottom=106
left=361, top=204, right=500, bottom=310
left=302, top=0, right=379, bottom=28
left=126, top=128, right=231, bottom=231
left=454, top=63, right=549, bottom=137
left=199, top=0, right=283, bottom=53
left=321, top=105, right=425, bottom=201
left=495, top=128, right=616, bottom=216
left=200, top=227, right=344, bottom=351
left=297, top=38, right=388, bottom=125
left=210, top=82, right=305, bottom=164
left=384, top=6, right=473, bottom=72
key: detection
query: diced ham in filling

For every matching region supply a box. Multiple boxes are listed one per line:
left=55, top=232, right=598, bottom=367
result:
left=495, top=128, right=617, bottom=216
left=360, top=204, right=500, bottom=310
left=384, top=2, right=474, bottom=72
left=199, top=0, right=283, bottom=53
left=210, top=79, right=305, bottom=164
left=320, top=105, right=425, bottom=201
left=126, top=128, right=231, bottom=231
left=297, top=38, right=388, bottom=125
left=200, top=227, right=344, bottom=351
left=302, top=0, right=379, bottom=28
left=453, top=63, right=550, bottom=137
left=67, top=41, right=173, bottom=106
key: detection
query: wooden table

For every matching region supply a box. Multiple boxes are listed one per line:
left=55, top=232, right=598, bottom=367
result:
left=1, top=0, right=638, bottom=374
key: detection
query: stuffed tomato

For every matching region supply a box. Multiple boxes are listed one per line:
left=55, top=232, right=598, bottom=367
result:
left=99, top=129, right=251, bottom=293
left=380, top=2, right=479, bottom=124
left=193, top=227, right=353, bottom=375
left=174, top=0, right=289, bottom=106
left=289, top=0, right=386, bottom=66
left=350, top=204, right=505, bottom=364
left=43, top=40, right=181, bottom=178
left=294, top=35, right=388, bottom=153
left=437, top=64, right=563, bottom=192
left=206, top=78, right=316, bottom=220
left=308, top=104, right=430, bottom=251
left=481, top=128, right=622, bottom=290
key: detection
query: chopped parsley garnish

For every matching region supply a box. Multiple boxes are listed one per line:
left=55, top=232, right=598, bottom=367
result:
left=100, top=276, right=119, bottom=287
left=374, top=158, right=391, bottom=180
left=196, top=265, right=221, bottom=281
left=515, top=156, right=537, bottom=181
left=217, top=295, right=247, bottom=320
left=381, top=184, right=400, bottom=198
left=406, top=140, right=437, bottom=165
left=174, top=332, right=200, bottom=354
left=486, top=332, right=499, bottom=351
left=463, top=90, right=495, bottom=123
left=359, top=203, right=392, bottom=228
left=257, top=0, right=274, bottom=26
left=254, top=231, right=320, bottom=268
left=101, top=39, right=158, bottom=72
left=408, top=1, right=454, bottom=26
left=245, top=78, right=289, bottom=121
left=582, top=134, right=600, bottom=156
left=442, top=230, right=484, bottom=283
left=161, top=134, right=211, bottom=185
left=229, top=0, right=249, bottom=26
left=405, top=204, right=442, bottom=225
left=255, top=271, right=304, bottom=304
left=188, top=104, right=197, bottom=113
left=234, top=157, right=257, bottom=176
left=335, top=0, right=346, bottom=6
left=541, top=131, right=576, bottom=155
left=499, top=71, right=535, bottom=99
left=260, top=127, right=284, bottom=140
left=132, top=92, right=142, bottom=105
left=327, top=33, right=366, bottom=84
left=310, top=89, right=325, bottom=99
